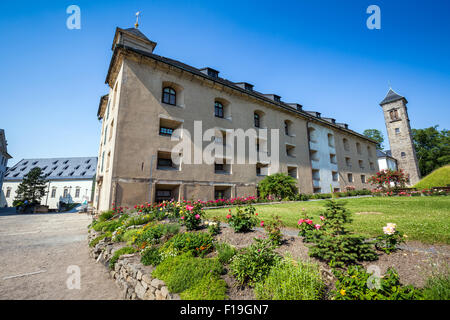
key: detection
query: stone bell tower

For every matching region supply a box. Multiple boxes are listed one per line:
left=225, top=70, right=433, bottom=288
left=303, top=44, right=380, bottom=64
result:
left=379, top=88, right=421, bottom=185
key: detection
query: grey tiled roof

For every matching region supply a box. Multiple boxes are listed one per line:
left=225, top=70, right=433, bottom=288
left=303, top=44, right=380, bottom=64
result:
left=380, top=89, right=407, bottom=105
left=376, top=149, right=394, bottom=159
left=124, top=28, right=152, bottom=43
left=4, top=157, right=97, bottom=181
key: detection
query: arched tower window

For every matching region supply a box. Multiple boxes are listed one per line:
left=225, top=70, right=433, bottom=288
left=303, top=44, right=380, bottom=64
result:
left=215, top=101, right=224, bottom=118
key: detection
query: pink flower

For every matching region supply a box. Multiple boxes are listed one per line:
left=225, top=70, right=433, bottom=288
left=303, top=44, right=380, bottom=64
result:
left=260, top=221, right=264, bottom=227
left=181, top=216, right=185, bottom=220
left=195, top=214, right=200, bottom=219
left=320, top=216, right=325, bottom=221
left=186, top=205, right=194, bottom=211
left=226, top=214, right=232, bottom=219
left=305, top=219, right=313, bottom=225
left=298, top=219, right=304, bottom=225
left=255, top=213, right=258, bottom=216
left=314, top=224, right=321, bottom=230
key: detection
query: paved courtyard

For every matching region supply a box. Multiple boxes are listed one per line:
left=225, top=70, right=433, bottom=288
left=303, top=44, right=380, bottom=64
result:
left=0, top=208, right=121, bottom=299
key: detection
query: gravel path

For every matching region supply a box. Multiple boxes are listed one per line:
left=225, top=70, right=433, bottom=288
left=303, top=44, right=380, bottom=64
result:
left=0, top=208, right=121, bottom=300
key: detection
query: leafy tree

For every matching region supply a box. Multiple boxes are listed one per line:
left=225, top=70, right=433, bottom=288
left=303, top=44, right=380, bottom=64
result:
left=363, top=129, right=384, bottom=150
left=257, top=173, right=298, bottom=199
left=412, top=126, right=450, bottom=177
left=14, top=167, right=48, bottom=205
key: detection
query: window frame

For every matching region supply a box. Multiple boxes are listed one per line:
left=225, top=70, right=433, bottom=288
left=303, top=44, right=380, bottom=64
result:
left=214, top=101, right=224, bottom=118
left=162, top=87, right=176, bottom=106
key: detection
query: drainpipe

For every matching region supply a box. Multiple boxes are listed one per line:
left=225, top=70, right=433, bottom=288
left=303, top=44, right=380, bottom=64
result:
left=306, top=120, right=314, bottom=193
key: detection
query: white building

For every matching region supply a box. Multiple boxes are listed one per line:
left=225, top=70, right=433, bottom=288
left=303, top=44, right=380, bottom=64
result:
left=0, top=157, right=97, bottom=209
left=377, top=149, right=398, bottom=171
left=0, top=129, right=12, bottom=193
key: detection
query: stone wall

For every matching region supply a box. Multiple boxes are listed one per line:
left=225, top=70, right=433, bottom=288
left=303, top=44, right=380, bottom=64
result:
left=88, top=229, right=179, bottom=300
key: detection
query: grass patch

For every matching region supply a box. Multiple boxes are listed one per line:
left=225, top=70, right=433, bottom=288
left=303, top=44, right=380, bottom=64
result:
left=180, top=273, right=228, bottom=300
left=414, top=165, right=450, bottom=189
left=421, top=269, right=450, bottom=300
left=205, top=196, right=450, bottom=244
left=254, top=257, right=325, bottom=300
left=152, top=253, right=223, bottom=293
left=109, top=246, right=137, bottom=269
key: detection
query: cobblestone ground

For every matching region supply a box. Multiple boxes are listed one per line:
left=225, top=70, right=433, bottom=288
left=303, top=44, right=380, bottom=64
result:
left=0, top=208, right=121, bottom=300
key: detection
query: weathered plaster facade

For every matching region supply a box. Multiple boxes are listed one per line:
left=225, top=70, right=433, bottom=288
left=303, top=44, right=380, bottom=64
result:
left=93, top=27, right=379, bottom=212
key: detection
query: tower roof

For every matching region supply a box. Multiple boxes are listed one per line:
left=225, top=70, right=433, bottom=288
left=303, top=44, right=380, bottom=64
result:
left=123, top=27, right=152, bottom=43
left=380, top=88, right=407, bottom=106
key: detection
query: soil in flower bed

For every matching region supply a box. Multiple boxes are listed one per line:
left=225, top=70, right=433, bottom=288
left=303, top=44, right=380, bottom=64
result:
left=213, top=225, right=450, bottom=299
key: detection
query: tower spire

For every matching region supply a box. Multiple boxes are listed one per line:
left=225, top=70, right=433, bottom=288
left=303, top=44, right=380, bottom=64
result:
left=134, top=11, right=141, bottom=29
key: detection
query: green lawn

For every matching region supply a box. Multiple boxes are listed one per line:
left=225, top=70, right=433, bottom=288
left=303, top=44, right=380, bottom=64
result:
left=205, top=196, right=450, bottom=244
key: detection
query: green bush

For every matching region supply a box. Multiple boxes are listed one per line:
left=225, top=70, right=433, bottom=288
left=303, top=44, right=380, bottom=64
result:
left=306, top=200, right=378, bottom=267
left=109, top=246, right=137, bottom=269
left=308, top=234, right=378, bottom=268
left=122, top=229, right=140, bottom=244
left=333, top=265, right=422, bottom=300
left=125, top=214, right=153, bottom=227
left=258, top=173, right=298, bottom=199
left=98, top=210, right=114, bottom=222
left=162, top=232, right=213, bottom=257
left=92, top=220, right=122, bottom=232
left=227, top=205, right=258, bottom=233
left=254, top=257, right=325, bottom=300
left=141, top=246, right=162, bottom=266
left=89, top=232, right=112, bottom=247
left=421, top=270, right=450, bottom=300
left=230, top=238, right=281, bottom=285
left=216, top=242, right=237, bottom=265
left=152, top=253, right=223, bottom=293
left=134, top=223, right=180, bottom=248
left=180, top=273, right=228, bottom=300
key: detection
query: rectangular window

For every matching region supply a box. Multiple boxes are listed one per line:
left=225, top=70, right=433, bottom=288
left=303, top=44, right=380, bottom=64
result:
left=104, top=125, right=108, bottom=145
left=75, top=188, right=80, bottom=198
left=332, top=171, right=338, bottom=182
left=395, top=128, right=400, bottom=134
left=330, top=154, right=337, bottom=164
left=63, top=188, right=68, bottom=198
left=359, top=160, right=364, bottom=169
left=348, top=173, right=353, bottom=182
left=101, top=151, right=105, bottom=172
left=159, top=127, right=173, bottom=136
left=345, top=157, right=351, bottom=167
left=361, top=175, right=366, bottom=183
left=51, top=188, right=56, bottom=198
left=6, top=188, right=11, bottom=198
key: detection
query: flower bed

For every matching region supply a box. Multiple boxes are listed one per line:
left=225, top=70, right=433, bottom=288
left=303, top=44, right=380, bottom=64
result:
left=89, top=200, right=449, bottom=300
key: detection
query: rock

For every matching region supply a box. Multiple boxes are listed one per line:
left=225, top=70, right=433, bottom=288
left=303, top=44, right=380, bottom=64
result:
left=155, top=289, right=165, bottom=300
left=144, top=290, right=155, bottom=300
left=135, top=282, right=146, bottom=299
left=151, top=278, right=165, bottom=289
left=160, top=286, right=169, bottom=299
left=136, top=270, right=143, bottom=281
left=110, top=271, right=116, bottom=279
left=142, top=274, right=152, bottom=285
left=141, top=280, right=148, bottom=290
left=131, top=293, right=137, bottom=300
left=114, top=263, right=121, bottom=272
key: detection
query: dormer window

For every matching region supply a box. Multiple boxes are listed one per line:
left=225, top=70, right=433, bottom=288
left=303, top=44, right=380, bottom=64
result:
left=162, top=87, right=176, bottom=105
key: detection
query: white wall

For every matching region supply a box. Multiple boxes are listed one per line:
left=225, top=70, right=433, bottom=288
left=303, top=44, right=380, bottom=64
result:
left=0, top=179, right=93, bottom=209
left=378, top=157, right=397, bottom=171
left=308, top=123, right=340, bottom=193
left=0, top=154, right=8, bottom=192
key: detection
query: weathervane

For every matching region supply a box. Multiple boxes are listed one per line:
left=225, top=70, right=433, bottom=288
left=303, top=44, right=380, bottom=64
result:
left=135, top=11, right=141, bottom=29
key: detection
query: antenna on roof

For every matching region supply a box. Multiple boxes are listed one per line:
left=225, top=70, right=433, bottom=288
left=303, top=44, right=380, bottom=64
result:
left=134, top=11, right=141, bottom=29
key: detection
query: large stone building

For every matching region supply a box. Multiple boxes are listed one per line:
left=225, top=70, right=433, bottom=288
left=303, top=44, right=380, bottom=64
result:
left=379, top=89, right=421, bottom=185
left=93, top=25, right=379, bottom=212
left=0, top=157, right=97, bottom=209
left=0, top=129, right=12, bottom=192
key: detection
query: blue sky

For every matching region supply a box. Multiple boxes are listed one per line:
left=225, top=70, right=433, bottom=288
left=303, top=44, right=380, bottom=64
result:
left=1, top=0, right=449, bottom=166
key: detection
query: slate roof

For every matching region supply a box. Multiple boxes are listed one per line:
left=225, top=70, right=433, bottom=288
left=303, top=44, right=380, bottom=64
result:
left=124, top=27, right=153, bottom=43
left=376, top=149, right=394, bottom=159
left=380, top=89, right=407, bottom=105
left=4, top=157, right=97, bottom=181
